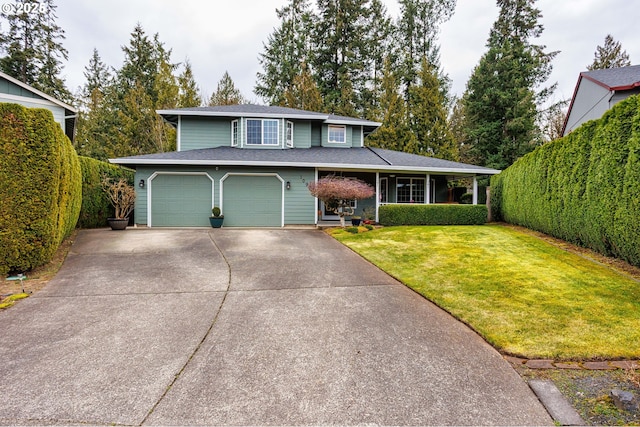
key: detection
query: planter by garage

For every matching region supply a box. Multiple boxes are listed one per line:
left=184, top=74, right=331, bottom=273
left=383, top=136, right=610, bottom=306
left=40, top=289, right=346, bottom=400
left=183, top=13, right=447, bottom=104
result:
left=107, top=218, right=129, bottom=230
left=209, top=217, right=224, bottom=228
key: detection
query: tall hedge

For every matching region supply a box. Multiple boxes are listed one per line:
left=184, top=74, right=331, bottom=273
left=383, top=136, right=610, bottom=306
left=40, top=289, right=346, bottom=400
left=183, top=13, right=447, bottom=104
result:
left=0, top=103, right=82, bottom=276
left=491, top=94, right=640, bottom=267
left=77, top=156, right=134, bottom=228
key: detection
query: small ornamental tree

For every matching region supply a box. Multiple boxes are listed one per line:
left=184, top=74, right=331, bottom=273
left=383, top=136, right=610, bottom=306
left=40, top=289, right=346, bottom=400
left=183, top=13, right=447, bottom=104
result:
left=307, top=176, right=375, bottom=227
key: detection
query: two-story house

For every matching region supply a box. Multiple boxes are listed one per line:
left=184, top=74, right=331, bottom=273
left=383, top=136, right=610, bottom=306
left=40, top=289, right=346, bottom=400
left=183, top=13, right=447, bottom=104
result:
left=562, top=64, right=640, bottom=136
left=0, top=71, right=77, bottom=141
left=110, top=105, right=500, bottom=227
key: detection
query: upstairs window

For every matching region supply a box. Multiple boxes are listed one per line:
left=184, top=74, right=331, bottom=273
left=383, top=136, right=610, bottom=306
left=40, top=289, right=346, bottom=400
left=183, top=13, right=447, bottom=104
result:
left=286, top=121, right=294, bottom=147
left=247, top=119, right=279, bottom=145
left=231, top=120, right=238, bottom=146
left=328, top=125, right=346, bottom=144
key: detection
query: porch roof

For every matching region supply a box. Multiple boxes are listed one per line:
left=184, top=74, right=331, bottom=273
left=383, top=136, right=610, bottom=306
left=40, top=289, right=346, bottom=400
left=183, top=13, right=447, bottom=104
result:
left=110, top=146, right=500, bottom=175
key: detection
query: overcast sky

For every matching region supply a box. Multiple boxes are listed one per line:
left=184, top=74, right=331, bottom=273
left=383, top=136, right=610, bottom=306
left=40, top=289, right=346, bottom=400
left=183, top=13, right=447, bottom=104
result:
left=26, top=0, right=640, bottom=106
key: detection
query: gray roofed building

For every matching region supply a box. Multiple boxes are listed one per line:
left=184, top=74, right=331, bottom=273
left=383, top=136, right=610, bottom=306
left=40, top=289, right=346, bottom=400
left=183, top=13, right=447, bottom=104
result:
left=110, top=104, right=498, bottom=228
left=562, top=64, right=640, bottom=136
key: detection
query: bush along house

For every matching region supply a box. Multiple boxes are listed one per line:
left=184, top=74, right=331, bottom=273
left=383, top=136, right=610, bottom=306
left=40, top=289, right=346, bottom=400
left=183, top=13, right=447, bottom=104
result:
left=109, top=105, right=500, bottom=227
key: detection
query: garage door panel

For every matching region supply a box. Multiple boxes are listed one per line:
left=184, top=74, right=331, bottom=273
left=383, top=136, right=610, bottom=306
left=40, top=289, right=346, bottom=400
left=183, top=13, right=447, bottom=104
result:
left=151, top=174, right=212, bottom=227
left=223, top=176, right=282, bottom=227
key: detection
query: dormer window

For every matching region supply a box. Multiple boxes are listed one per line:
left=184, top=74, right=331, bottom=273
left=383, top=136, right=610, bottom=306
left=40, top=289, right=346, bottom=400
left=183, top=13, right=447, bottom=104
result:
left=247, top=119, right=279, bottom=145
left=328, top=125, right=346, bottom=144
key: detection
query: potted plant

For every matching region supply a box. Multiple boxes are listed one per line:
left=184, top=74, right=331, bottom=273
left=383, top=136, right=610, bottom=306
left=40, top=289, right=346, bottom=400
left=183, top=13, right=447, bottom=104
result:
left=351, top=215, right=362, bottom=226
left=102, top=177, right=136, bottom=230
left=209, top=206, right=224, bottom=228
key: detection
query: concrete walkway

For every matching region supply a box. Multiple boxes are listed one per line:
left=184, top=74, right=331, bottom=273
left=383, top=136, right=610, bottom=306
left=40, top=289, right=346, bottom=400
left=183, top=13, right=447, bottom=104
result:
left=0, top=228, right=552, bottom=426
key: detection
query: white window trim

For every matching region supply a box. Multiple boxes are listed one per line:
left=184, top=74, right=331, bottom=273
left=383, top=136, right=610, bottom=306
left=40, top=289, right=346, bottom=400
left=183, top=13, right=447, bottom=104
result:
left=328, top=125, right=346, bottom=144
left=286, top=121, right=294, bottom=148
left=231, top=119, right=238, bottom=147
left=396, top=177, right=426, bottom=204
left=246, top=118, right=279, bottom=146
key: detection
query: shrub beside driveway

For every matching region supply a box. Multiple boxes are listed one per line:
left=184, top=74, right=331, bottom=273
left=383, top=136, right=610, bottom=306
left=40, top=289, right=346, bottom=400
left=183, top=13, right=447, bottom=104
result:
left=331, top=224, right=640, bottom=360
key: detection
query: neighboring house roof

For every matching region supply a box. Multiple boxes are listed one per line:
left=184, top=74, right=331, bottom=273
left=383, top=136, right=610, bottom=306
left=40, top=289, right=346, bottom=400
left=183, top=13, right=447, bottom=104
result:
left=157, top=104, right=381, bottom=134
left=579, top=65, right=640, bottom=91
left=562, top=65, right=640, bottom=136
left=0, top=71, right=77, bottom=140
left=111, top=146, right=500, bottom=175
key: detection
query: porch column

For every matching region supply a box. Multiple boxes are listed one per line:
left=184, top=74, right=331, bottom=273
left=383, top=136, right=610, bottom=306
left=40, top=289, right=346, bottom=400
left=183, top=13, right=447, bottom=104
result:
left=375, top=172, right=380, bottom=222
left=426, top=174, right=431, bottom=204
left=472, top=176, right=478, bottom=205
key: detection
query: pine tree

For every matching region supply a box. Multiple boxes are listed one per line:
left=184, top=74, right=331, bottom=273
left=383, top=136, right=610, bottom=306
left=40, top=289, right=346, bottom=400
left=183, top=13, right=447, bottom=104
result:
left=312, top=0, right=369, bottom=114
left=587, top=34, right=631, bottom=70
left=282, top=62, right=324, bottom=111
left=255, top=0, right=314, bottom=105
left=0, top=0, right=70, bottom=101
left=396, top=0, right=456, bottom=103
left=407, top=56, right=457, bottom=159
left=177, top=59, right=202, bottom=107
left=208, top=71, right=246, bottom=106
left=74, top=48, right=114, bottom=160
left=360, top=0, right=394, bottom=120
left=367, top=57, right=417, bottom=151
left=462, top=0, right=557, bottom=170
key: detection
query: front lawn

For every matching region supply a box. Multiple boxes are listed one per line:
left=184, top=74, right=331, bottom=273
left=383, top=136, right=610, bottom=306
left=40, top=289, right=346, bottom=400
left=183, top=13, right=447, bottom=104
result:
left=331, top=225, right=640, bottom=360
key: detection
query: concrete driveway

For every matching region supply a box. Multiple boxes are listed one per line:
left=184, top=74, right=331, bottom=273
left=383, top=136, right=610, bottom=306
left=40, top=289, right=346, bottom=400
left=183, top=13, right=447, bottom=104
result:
left=0, top=228, right=552, bottom=426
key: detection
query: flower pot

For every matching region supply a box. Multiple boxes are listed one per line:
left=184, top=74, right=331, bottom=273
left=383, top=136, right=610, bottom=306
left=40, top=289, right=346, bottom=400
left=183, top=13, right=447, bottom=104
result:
left=209, top=217, right=224, bottom=228
left=351, top=218, right=361, bottom=226
left=108, top=218, right=129, bottom=230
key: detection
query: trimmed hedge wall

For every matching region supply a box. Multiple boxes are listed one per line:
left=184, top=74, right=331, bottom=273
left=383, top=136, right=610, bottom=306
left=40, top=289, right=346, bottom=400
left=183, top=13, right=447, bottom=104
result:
left=491, top=94, right=640, bottom=267
left=0, top=103, right=82, bottom=276
left=379, top=204, right=488, bottom=226
left=78, top=156, right=134, bottom=228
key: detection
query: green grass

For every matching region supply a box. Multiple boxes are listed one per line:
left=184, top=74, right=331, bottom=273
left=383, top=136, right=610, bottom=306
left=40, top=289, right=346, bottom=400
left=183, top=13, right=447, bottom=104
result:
left=332, top=225, right=640, bottom=360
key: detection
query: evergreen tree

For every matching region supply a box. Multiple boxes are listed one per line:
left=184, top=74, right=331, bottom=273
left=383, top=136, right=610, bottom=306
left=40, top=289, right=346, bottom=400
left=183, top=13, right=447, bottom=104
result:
left=208, top=71, right=246, bottom=106
left=255, top=0, right=314, bottom=105
left=0, top=0, right=70, bottom=101
left=396, top=0, right=455, bottom=102
left=360, top=0, right=394, bottom=119
left=407, top=56, right=457, bottom=159
left=177, top=59, right=202, bottom=107
left=74, top=48, right=115, bottom=160
left=282, top=61, right=324, bottom=111
left=462, top=0, right=557, bottom=170
left=312, top=0, right=369, bottom=114
left=587, top=34, right=631, bottom=70
left=82, top=48, right=112, bottom=101
left=367, top=57, right=417, bottom=151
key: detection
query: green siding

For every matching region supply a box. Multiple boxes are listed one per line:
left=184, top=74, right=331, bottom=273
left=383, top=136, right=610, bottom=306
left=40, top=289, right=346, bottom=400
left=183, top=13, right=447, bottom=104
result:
left=150, top=174, right=212, bottom=226
left=222, top=175, right=282, bottom=226
left=321, top=124, right=354, bottom=148
left=311, top=123, right=322, bottom=146
left=136, top=167, right=316, bottom=227
left=352, top=126, right=362, bottom=147
left=292, top=121, right=311, bottom=148
left=180, top=117, right=230, bottom=150
left=0, top=77, right=42, bottom=99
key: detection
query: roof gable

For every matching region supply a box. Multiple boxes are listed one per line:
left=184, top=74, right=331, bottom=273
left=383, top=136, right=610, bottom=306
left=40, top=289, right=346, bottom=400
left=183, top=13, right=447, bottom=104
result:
left=0, top=71, right=76, bottom=113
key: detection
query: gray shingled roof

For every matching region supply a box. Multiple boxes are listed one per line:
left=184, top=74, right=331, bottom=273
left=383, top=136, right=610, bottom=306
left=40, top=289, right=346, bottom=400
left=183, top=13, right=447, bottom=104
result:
left=581, top=64, right=640, bottom=90
left=156, top=104, right=381, bottom=130
left=111, top=146, right=500, bottom=175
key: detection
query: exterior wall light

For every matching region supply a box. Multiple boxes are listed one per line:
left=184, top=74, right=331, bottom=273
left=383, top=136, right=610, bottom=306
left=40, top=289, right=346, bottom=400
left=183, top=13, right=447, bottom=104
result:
left=139, top=179, right=145, bottom=188
left=286, top=181, right=291, bottom=190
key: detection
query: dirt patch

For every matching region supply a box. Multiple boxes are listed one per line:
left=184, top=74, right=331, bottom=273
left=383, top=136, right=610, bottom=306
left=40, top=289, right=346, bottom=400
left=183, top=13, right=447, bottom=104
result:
left=0, top=229, right=77, bottom=303
left=517, top=367, right=640, bottom=426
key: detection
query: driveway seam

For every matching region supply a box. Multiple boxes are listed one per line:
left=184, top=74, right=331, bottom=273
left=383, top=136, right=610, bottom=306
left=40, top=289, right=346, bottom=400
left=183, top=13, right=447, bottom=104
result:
left=138, top=231, right=232, bottom=426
